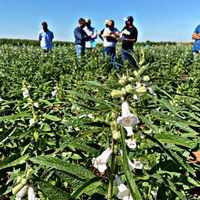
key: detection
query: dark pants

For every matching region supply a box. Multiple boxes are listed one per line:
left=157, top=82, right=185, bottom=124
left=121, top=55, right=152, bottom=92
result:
left=104, top=46, right=119, bottom=69
left=121, top=48, right=138, bottom=69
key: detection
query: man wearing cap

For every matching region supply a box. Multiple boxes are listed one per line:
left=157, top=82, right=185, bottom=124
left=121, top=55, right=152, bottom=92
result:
left=102, top=20, right=120, bottom=69
left=192, top=24, right=200, bottom=60
left=84, top=18, right=97, bottom=49
left=98, top=20, right=109, bottom=41
left=38, top=22, right=54, bottom=52
left=121, top=16, right=138, bottom=69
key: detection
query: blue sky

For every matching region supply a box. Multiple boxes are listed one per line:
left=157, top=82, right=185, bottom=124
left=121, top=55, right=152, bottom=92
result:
left=0, top=0, right=199, bottom=42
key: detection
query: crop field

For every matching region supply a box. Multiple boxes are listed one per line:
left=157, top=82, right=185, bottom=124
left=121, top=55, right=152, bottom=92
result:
left=0, top=43, right=200, bottom=200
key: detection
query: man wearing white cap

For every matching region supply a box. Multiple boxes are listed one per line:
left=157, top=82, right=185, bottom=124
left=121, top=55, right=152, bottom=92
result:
left=102, top=20, right=120, bottom=69
left=121, top=16, right=138, bottom=69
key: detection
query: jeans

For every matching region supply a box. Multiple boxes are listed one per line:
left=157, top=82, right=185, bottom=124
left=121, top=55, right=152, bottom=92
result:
left=104, top=46, right=119, bottom=69
left=75, top=44, right=85, bottom=57
left=121, top=48, right=138, bottom=69
left=193, top=51, right=199, bottom=61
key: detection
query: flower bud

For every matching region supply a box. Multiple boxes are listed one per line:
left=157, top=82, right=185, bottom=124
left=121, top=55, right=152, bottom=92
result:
left=134, top=70, right=138, bottom=77
left=111, top=90, right=125, bottom=98
left=135, top=86, right=147, bottom=94
left=12, top=179, right=27, bottom=195
left=112, top=131, right=121, bottom=140
left=125, top=84, right=133, bottom=93
left=142, top=75, right=150, bottom=82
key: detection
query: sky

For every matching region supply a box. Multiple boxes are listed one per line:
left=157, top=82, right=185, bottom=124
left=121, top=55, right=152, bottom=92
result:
left=0, top=0, right=199, bottom=42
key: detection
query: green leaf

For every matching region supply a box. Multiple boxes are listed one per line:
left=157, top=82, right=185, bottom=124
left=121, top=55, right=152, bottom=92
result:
left=56, top=171, right=83, bottom=189
left=152, top=110, right=199, bottom=134
left=154, top=134, right=197, bottom=149
left=140, top=116, right=159, bottom=132
left=70, top=177, right=103, bottom=199
left=164, top=178, right=187, bottom=200
left=30, top=155, right=95, bottom=180
left=42, top=114, right=61, bottom=122
left=60, top=138, right=98, bottom=155
left=0, top=111, right=31, bottom=122
left=38, top=98, right=54, bottom=107
left=0, top=127, right=16, bottom=143
left=158, top=98, right=183, bottom=118
left=145, top=134, right=196, bottom=176
left=61, top=118, right=96, bottom=126
left=0, top=153, right=29, bottom=170
left=86, top=81, right=111, bottom=91
left=38, top=181, right=70, bottom=200
left=120, top=127, right=142, bottom=200
left=181, top=111, right=200, bottom=122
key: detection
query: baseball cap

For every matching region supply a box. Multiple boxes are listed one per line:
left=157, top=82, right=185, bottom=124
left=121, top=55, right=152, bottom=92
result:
left=104, top=19, right=109, bottom=25
left=124, top=16, right=134, bottom=22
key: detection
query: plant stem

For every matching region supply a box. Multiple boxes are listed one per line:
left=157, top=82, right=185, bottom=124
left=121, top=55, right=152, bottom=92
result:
left=107, top=139, right=116, bottom=200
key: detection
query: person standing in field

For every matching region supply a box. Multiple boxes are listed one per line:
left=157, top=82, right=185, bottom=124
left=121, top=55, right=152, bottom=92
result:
left=38, top=22, right=54, bottom=52
left=192, top=24, right=200, bottom=60
left=102, top=20, right=120, bottom=69
left=84, top=18, right=97, bottom=49
left=98, top=20, right=109, bottom=41
left=74, top=18, right=91, bottom=57
left=121, top=16, right=138, bottom=69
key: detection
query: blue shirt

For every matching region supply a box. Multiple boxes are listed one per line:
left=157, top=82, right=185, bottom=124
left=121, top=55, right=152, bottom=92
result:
left=192, top=25, right=200, bottom=52
left=74, top=27, right=89, bottom=47
left=38, top=30, right=54, bottom=51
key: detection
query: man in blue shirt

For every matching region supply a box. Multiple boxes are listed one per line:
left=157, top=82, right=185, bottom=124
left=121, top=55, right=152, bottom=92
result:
left=121, top=16, right=138, bottom=69
left=74, top=18, right=91, bottom=57
left=38, top=22, right=54, bottom=52
left=192, top=24, right=200, bottom=60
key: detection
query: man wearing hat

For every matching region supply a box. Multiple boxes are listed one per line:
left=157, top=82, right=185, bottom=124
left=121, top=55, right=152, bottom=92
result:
left=121, top=16, right=138, bottom=69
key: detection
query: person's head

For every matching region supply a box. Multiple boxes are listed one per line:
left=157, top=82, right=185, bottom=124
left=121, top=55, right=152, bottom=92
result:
left=124, top=16, right=134, bottom=26
left=108, top=20, right=114, bottom=29
left=42, top=21, right=48, bottom=32
left=85, top=18, right=91, bottom=28
left=104, top=19, right=109, bottom=28
left=78, top=18, right=86, bottom=29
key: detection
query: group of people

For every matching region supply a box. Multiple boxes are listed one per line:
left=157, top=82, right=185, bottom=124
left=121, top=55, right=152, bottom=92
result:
left=74, top=16, right=138, bottom=69
left=38, top=16, right=139, bottom=69
left=38, top=19, right=200, bottom=68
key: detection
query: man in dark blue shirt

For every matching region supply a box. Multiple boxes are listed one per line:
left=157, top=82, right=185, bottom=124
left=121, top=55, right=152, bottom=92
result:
left=121, top=16, right=138, bottom=69
left=74, top=18, right=91, bottom=57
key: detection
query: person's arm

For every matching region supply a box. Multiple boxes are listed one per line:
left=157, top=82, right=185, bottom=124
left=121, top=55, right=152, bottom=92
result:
left=74, top=29, right=90, bottom=40
left=74, top=28, right=84, bottom=40
left=192, top=33, right=200, bottom=40
left=52, top=32, right=54, bottom=41
left=103, top=28, right=120, bottom=39
left=124, top=28, right=138, bottom=42
left=92, top=28, right=98, bottom=39
left=38, top=32, right=41, bottom=41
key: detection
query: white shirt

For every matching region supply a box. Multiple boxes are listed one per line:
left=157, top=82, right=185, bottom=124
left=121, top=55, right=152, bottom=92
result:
left=84, top=26, right=97, bottom=48
left=102, top=27, right=119, bottom=47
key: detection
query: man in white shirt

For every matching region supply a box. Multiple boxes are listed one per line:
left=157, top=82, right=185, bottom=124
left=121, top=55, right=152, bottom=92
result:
left=38, top=22, right=54, bottom=52
left=84, top=18, right=97, bottom=49
left=102, top=20, right=120, bottom=69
